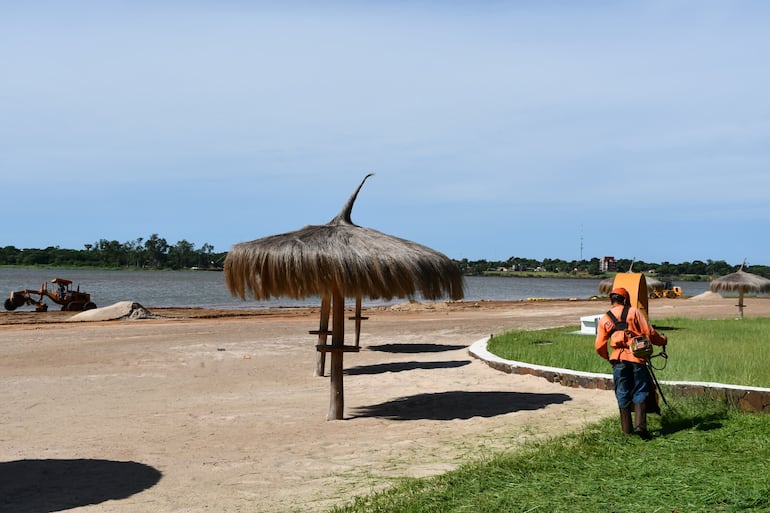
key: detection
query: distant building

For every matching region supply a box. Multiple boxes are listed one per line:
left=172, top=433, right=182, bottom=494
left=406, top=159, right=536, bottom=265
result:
left=600, top=256, right=617, bottom=272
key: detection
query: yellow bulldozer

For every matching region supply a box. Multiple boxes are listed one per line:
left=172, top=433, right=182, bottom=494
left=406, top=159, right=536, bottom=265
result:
left=650, top=280, right=682, bottom=299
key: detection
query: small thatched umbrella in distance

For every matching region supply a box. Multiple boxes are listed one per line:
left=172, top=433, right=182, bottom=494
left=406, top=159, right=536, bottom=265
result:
left=598, top=276, right=616, bottom=295
left=710, top=262, right=770, bottom=318
left=599, top=275, right=664, bottom=295
left=224, top=174, right=464, bottom=419
left=646, top=277, right=664, bottom=293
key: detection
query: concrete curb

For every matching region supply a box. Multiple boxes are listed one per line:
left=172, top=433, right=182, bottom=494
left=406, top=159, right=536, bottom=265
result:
left=469, top=337, right=770, bottom=413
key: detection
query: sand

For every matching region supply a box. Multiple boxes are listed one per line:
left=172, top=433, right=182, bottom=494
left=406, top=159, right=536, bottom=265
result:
left=1, top=295, right=768, bottom=513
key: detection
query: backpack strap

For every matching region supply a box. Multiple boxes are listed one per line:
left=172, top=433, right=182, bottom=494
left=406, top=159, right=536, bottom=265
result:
left=607, top=305, right=629, bottom=333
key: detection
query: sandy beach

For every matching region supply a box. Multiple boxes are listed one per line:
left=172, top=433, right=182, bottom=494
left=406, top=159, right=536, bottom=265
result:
left=2, top=294, right=768, bottom=513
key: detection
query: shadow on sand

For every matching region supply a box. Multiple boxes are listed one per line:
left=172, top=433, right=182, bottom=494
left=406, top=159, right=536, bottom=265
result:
left=366, top=343, right=468, bottom=353
left=345, top=360, right=472, bottom=375
left=350, top=390, right=572, bottom=420
left=0, top=458, right=161, bottom=513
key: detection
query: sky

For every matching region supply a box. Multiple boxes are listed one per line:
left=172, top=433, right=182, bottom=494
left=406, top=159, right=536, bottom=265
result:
left=2, top=1, right=769, bottom=265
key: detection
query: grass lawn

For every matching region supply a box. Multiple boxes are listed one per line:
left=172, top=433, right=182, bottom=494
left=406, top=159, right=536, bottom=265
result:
left=328, top=397, right=770, bottom=513
left=487, top=316, right=770, bottom=388
left=322, top=318, right=770, bottom=513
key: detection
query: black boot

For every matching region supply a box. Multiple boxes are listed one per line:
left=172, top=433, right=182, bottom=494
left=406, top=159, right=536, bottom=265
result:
left=634, top=402, right=652, bottom=440
left=619, top=407, right=633, bottom=435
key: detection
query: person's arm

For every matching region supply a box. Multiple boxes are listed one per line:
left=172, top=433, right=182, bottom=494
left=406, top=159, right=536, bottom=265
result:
left=633, top=311, right=667, bottom=346
left=594, top=315, right=611, bottom=360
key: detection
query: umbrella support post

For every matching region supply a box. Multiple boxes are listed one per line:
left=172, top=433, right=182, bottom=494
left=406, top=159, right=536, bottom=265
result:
left=314, top=294, right=331, bottom=376
left=223, top=173, right=466, bottom=421
left=314, top=293, right=361, bottom=420
left=328, top=291, right=345, bottom=421
left=349, top=295, right=368, bottom=348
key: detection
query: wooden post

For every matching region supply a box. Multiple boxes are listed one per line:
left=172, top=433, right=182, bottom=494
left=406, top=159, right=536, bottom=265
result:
left=327, top=290, right=345, bottom=420
left=350, top=294, right=368, bottom=347
left=738, top=290, right=745, bottom=319
left=314, top=293, right=331, bottom=376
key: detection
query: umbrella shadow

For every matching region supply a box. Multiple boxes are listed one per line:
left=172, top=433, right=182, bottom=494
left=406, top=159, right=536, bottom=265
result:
left=0, top=458, right=162, bottom=513
left=367, top=343, right=468, bottom=353
left=345, top=360, right=471, bottom=375
left=350, top=390, right=572, bottom=420
left=651, top=325, right=683, bottom=332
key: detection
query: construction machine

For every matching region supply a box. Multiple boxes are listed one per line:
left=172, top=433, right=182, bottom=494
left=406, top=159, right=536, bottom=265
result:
left=650, top=281, right=682, bottom=299
left=4, top=278, right=97, bottom=312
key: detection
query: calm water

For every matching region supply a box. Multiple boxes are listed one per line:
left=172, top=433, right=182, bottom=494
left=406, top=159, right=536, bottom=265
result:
left=0, top=268, right=713, bottom=311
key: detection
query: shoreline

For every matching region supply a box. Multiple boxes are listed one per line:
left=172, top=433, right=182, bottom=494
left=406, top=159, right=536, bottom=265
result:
left=2, top=296, right=770, bottom=512
left=5, top=293, right=760, bottom=325
left=1, top=298, right=593, bottom=325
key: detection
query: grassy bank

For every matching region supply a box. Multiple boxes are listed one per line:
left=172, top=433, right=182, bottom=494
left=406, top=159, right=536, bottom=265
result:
left=327, top=396, right=770, bottom=513
left=320, top=318, right=770, bottom=513
left=321, top=319, right=770, bottom=513
left=486, top=316, right=770, bottom=388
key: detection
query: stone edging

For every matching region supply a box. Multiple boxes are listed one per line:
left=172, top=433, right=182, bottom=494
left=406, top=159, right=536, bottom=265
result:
left=468, top=337, right=770, bottom=413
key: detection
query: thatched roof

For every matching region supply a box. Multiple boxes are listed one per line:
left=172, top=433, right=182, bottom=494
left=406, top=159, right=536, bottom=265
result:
left=224, top=174, right=464, bottom=302
left=709, top=264, right=770, bottom=318
left=710, top=269, right=770, bottom=294
left=597, top=277, right=614, bottom=295
left=598, top=275, right=664, bottom=294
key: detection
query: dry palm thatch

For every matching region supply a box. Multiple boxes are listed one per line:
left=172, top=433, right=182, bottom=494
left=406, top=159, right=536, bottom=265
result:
left=598, top=275, right=664, bottom=295
left=710, top=262, right=770, bottom=318
left=598, top=259, right=663, bottom=296
left=224, top=174, right=464, bottom=420
left=598, top=276, right=615, bottom=295
left=224, top=174, right=463, bottom=302
left=646, top=276, right=665, bottom=292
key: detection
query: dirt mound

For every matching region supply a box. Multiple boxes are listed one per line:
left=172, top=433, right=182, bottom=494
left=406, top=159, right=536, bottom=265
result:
left=688, top=291, right=724, bottom=301
left=67, top=301, right=160, bottom=321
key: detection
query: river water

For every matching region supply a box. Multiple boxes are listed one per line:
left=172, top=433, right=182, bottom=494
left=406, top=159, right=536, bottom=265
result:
left=0, top=268, right=713, bottom=311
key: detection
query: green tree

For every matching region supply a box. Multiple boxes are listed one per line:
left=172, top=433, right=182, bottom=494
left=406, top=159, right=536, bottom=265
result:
left=168, top=239, right=195, bottom=269
left=124, top=237, right=145, bottom=268
left=0, top=245, right=22, bottom=265
left=144, top=234, right=168, bottom=268
left=94, top=239, right=124, bottom=267
left=197, top=242, right=215, bottom=268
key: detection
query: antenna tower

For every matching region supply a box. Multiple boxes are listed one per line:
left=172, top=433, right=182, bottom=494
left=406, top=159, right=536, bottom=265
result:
left=579, top=225, right=584, bottom=261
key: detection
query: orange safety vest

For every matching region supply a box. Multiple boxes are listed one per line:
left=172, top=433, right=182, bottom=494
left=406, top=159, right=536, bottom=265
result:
left=595, top=304, right=665, bottom=364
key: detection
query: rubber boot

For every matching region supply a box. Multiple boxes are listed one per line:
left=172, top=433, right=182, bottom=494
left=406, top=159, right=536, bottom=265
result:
left=619, top=407, right=633, bottom=434
left=634, top=402, right=651, bottom=440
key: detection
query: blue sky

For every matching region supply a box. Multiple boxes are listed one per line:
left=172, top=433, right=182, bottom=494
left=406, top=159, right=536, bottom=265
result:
left=3, top=1, right=769, bottom=265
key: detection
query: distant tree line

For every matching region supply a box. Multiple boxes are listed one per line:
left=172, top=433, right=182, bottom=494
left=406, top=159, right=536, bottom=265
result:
left=456, top=256, right=770, bottom=279
left=1, top=240, right=767, bottom=278
left=0, top=234, right=227, bottom=270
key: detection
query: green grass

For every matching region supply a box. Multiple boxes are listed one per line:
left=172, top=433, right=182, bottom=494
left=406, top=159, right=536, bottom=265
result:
left=321, top=319, right=770, bottom=513
left=487, top=316, right=770, bottom=388
left=328, top=396, right=770, bottom=513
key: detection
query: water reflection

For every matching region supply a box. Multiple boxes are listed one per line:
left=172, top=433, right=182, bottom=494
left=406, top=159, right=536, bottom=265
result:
left=0, top=268, right=712, bottom=310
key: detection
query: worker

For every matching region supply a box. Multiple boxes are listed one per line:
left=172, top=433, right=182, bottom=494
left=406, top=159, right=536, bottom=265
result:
left=595, top=287, right=667, bottom=440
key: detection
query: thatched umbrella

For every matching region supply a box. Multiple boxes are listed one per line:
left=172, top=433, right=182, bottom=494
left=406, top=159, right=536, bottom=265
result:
left=710, top=263, right=770, bottom=318
left=646, top=277, right=665, bottom=293
left=224, top=174, right=464, bottom=419
left=598, top=276, right=616, bottom=295
left=598, top=259, right=663, bottom=296
left=599, top=275, right=664, bottom=295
